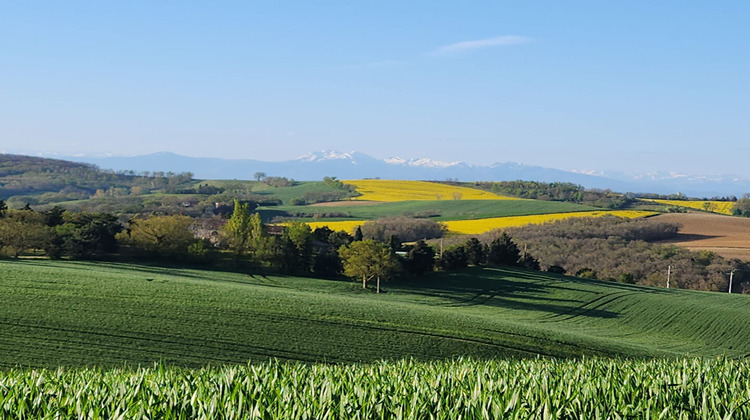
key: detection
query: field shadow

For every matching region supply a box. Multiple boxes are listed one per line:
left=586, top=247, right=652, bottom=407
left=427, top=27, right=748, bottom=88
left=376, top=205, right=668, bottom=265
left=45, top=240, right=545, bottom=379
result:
left=392, top=268, right=621, bottom=319
left=12, top=258, right=291, bottom=286
left=662, top=233, right=721, bottom=242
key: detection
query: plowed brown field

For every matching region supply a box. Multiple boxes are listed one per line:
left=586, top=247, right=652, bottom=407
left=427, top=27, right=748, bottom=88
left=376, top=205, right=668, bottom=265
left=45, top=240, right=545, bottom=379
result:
left=650, top=212, right=750, bottom=261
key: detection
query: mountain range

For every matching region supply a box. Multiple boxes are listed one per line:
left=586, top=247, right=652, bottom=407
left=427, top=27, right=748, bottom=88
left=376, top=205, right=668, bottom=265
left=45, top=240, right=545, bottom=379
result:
left=34, top=151, right=750, bottom=197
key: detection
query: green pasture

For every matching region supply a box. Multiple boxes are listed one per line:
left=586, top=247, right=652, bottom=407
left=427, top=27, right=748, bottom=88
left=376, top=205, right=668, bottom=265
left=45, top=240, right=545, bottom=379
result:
left=260, top=199, right=599, bottom=222
left=2, top=260, right=750, bottom=369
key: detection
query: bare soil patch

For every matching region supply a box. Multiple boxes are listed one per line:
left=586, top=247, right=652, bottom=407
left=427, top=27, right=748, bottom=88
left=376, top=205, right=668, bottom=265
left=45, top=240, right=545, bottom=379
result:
left=307, top=200, right=385, bottom=207
left=650, top=212, right=750, bottom=261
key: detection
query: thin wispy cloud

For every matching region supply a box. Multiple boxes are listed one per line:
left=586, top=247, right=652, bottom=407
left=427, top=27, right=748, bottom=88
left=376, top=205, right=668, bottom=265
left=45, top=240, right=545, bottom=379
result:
left=431, top=35, right=533, bottom=55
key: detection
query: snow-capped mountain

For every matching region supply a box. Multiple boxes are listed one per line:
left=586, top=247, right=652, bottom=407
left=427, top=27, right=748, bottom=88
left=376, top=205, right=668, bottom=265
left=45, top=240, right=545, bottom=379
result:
left=16, top=150, right=750, bottom=197
left=297, top=151, right=358, bottom=163
left=385, top=157, right=466, bottom=168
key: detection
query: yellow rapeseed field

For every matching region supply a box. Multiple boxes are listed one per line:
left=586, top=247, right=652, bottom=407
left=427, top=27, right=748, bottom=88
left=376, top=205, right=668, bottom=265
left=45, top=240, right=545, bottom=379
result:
left=649, top=200, right=735, bottom=215
left=442, top=210, right=658, bottom=234
left=344, top=180, right=516, bottom=202
left=304, top=210, right=657, bottom=235
left=306, top=220, right=366, bottom=234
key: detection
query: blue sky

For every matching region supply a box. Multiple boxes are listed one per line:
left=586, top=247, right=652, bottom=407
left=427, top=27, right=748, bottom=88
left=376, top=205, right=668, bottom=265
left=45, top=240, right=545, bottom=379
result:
left=1, top=1, right=748, bottom=176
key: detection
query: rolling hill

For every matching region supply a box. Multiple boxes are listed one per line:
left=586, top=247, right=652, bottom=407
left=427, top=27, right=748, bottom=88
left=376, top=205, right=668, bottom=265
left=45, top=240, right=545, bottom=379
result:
left=59, top=150, right=750, bottom=197
left=2, top=259, right=750, bottom=369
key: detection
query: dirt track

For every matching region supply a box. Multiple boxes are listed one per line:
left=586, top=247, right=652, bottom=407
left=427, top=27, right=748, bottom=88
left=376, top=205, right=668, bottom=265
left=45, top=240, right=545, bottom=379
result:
left=650, top=212, right=750, bottom=261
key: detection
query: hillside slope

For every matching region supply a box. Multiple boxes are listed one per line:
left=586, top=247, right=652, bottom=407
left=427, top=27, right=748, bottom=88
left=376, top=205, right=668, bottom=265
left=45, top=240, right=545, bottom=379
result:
left=1, top=260, right=749, bottom=368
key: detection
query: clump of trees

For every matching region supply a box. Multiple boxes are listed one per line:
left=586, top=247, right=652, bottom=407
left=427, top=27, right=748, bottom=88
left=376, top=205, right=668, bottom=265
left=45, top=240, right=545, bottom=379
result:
left=262, top=177, right=295, bottom=188
left=433, top=234, right=538, bottom=271
left=118, top=215, right=200, bottom=258
left=0, top=206, right=122, bottom=259
left=360, top=217, right=446, bottom=242
left=733, top=197, right=750, bottom=217
left=469, top=181, right=634, bottom=209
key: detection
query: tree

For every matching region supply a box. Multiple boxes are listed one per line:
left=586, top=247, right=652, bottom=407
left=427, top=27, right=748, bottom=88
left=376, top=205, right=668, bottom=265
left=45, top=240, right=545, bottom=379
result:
left=323, top=176, right=344, bottom=189
left=732, top=198, right=750, bottom=217
left=353, top=225, right=363, bottom=241
left=339, top=239, right=400, bottom=292
left=518, top=253, right=540, bottom=270
left=487, top=233, right=521, bottom=266
left=0, top=210, right=47, bottom=258
left=279, top=221, right=313, bottom=275
left=0, top=200, right=7, bottom=218
left=254, top=172, right=266, bottom=182
left=403, top=240, right=436, bottom=276
left=311, top=227, right=352, bottom=278
left=119, top=215, right=195, bottom=256
left=327, top=230, right=353, bottom=249
left=436, top=245, right=468, bottom=271
left=42, top=206, right=66, bottom=227
left=221, top=200, right=265, bottom=260
left=464, top=238, right=486, bottom=266
left=53, top=213, right=122, bottom=259
left=312, top=226, right=335, bottom=243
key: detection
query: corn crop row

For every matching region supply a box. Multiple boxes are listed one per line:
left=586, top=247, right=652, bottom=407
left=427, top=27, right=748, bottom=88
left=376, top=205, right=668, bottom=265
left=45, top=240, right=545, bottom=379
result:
left=2, top=358, right=750, bottom=419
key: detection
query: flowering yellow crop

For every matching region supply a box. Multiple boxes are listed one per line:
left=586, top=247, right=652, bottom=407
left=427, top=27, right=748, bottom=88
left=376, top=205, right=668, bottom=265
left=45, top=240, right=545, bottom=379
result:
left=648, top=200, right=734, bottom=215
left=304, top=210, right=657, bottom=236
left=305, top=220, right=367, bottom=234
left=344, top=180, right=516, bottom=202
left=442, top=210, right=658, bottom=235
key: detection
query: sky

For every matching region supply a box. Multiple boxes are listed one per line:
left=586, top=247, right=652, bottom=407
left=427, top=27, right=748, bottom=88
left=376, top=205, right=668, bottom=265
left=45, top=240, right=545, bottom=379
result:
left=1, top=1, right=749, bottom=176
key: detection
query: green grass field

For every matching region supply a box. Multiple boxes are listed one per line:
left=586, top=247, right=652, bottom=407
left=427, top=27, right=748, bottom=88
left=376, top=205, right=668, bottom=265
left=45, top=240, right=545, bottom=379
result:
left=251, top=181, right=352, bottom=204
left=260, top=199, right=599, bottom=222
left=2, top=260, right=750, bottom=369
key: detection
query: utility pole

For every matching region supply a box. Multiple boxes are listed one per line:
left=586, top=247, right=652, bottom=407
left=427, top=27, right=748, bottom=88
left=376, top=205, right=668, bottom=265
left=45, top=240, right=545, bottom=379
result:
left=728, top=269, right=736, bottom=294
left=376, top=276, right=381, bottom=294
left=666, top=265, right=671, bottom=289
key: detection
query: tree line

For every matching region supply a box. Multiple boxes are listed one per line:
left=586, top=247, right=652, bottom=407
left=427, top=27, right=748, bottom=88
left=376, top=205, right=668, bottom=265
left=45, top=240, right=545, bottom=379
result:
left=0, top=200, right=537, bottom=291
left=465, top=180, right=635, bottom=209
left=4, top=197, right=747, bottom=293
